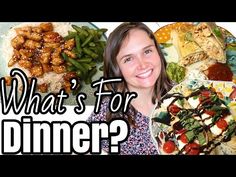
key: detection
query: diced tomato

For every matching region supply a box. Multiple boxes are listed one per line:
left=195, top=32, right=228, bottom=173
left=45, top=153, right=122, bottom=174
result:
left=210, top=87, right=216, bottom=92
left=163, top=140, right=176, bottom=154
left=168, top=104, right=181, bottom=115
left=222, top=110, right=230, bottom=118
left=173, top=121, right=184, bottom=131
left=176, top=128, right=186, bottom=134
left=201, top=90, right=211, bottom=97
left=204, top=109, right=216, bottom=116
left=180, top=133, right=188, bottom=144
left=160, top=131, right=164, bottom=139
left=173, top=122, right=186, bottom=135
left=199, top=90, right=212, bottom=102
left=184, top=143, right=200, bottom=155
left=216, top=118, right=228, bottom=130
left=229, top=87, right=236, bottom=100
left=216, top=92, right=224, bottom=99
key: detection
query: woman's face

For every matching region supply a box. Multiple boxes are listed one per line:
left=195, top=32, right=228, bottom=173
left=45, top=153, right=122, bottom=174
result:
left=116, top=29, right=161, bottom=91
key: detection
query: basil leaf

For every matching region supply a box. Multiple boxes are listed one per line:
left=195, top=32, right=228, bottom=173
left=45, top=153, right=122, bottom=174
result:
left=197, top=132, right=206, bottom=145
left=185, top=131, right=195, bottom=142
left=185, top=32, right=193, bottom=42
left=177, top=99, right=184, bottom=107
left=153, top=111, right=171, bottom=125
left=225, top=120, right=236, bottom=138
left=213, top=27, right=223, bottom=38
left=160, top=43, right=173, bottom=48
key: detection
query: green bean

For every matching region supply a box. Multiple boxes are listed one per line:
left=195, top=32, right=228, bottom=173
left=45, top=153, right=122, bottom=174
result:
left=97, top=31, right=103, bottom=38
left=72, top=83, right=82, bottom=95
left=89, top=67, right=97, bottom=80
left=71, top=48, right=80, bottom=58
left=99, top=28, right=108, bottom=33
left=89, top=46, right=99, bottom=54
left=87, top=29, right=96, bottom=36
left=62, top=52, right=87, bottom=74
left=62, top=52, right=69, bottom=61
left=63, top=25, right=107, bottom=93
left=84, top=54, right=91, bottom=58
left=75, top=35, right=82, bottom=56
left=66, top=61, right=72, bottom=66
left=72, top=25, right=89, bottom=36
left=91, top=45, right=104, bottom=62
left=82, top=26, right=90, bottom=31
left=94, top=41, right=105, bottom=54
left=80, top=63, right=93, bottom=71
left=83, top=47, right=98, bottom=59
left=77, top=58, right=93, bottom=63
left=89, top=42, right=96, bottom=47
left=89, top=62, right=96, bottom=67
left=94, top=29, right=107, bottom=39
left=68, top=58, right=87, bottom=74
left=96, top=54, right=104, bottom=62
left=68, top=31, right=75, bottom=34
left=98, top=41, right=106, bottom=48
left=64, top=32, right=77, bottom=40
left=67, top=65, right=77, bottom=72
left=99, top=65, right=104, bottom=71
left=81, top=34, right=93, bottom=47
left=85, top=67, right=97, bottom=85
left=76, top=70, right=82, bottom=77
left=96, top=45, right=104, bottom=53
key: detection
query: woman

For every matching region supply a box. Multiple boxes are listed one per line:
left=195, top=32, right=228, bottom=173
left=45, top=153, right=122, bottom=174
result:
left=88, top=22, right=173, bottom=155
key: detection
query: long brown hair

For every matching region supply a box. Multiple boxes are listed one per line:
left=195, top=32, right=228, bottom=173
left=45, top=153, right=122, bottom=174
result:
left=104, top=22, right=173, bottom=125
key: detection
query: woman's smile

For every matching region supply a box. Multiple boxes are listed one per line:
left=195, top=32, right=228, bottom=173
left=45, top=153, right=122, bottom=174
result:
left=136, top=69, right=153, bottom=79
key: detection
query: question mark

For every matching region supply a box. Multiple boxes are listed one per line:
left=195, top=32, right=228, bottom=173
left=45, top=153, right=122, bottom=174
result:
left=109, top=119, right=129, bottom=153
left=70, top=78, right=78, bottom=90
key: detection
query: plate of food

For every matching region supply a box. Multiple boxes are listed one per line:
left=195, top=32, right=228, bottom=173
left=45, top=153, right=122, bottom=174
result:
left=154, top=22, right=236, bottom=84
left=151, top=79, right=236, bottom=155
left=0, top=22, right=107, bottom=105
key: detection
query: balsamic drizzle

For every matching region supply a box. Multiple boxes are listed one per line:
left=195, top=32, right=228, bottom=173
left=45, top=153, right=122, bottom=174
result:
left=155, top=86, right=236, bottom=155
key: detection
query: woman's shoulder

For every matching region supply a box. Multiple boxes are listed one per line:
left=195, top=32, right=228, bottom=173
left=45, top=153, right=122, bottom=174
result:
left=98, top=97, right=111, bottom=110
left=87, top=97, right=110, bottom=122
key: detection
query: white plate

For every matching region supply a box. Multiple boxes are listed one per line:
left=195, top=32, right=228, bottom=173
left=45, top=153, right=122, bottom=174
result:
left=151, top=79, right=236, bottom=155
left=155, top=22, right=236, bottom=83
left=0, top=22, right=107, bottom=105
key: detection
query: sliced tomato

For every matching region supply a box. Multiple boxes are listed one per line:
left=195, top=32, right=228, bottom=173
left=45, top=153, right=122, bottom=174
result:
left=163, top=140, right=176, bottom=154
left=173, top=122, right=186, bottom=135
left=201, top=90, right=211, bottom=97
left=199, top=90, right=212, bottom=102
left=216, top=118, right=228, bottom=130
left=173, top=121, right=184, bottom=131
left=160, top=131, right=164, bottom=139
left=216, top=92, right=224, bottom=99
left=210, top=87, right=216, bottom=92
left=168, top=104, right=181, bottom=115
left=184, top=143, right=200, bottom=155
left=180, top=133, right=188, bottom=144
left=229, top=87, right=236, bottom=100
left=204, top=109, right=216, bottom=116
left=176, top=128, right=186, bottom=134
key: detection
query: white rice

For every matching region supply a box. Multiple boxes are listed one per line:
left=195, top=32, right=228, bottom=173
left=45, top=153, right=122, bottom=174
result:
left=1, top=22, right=74, bottom=92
